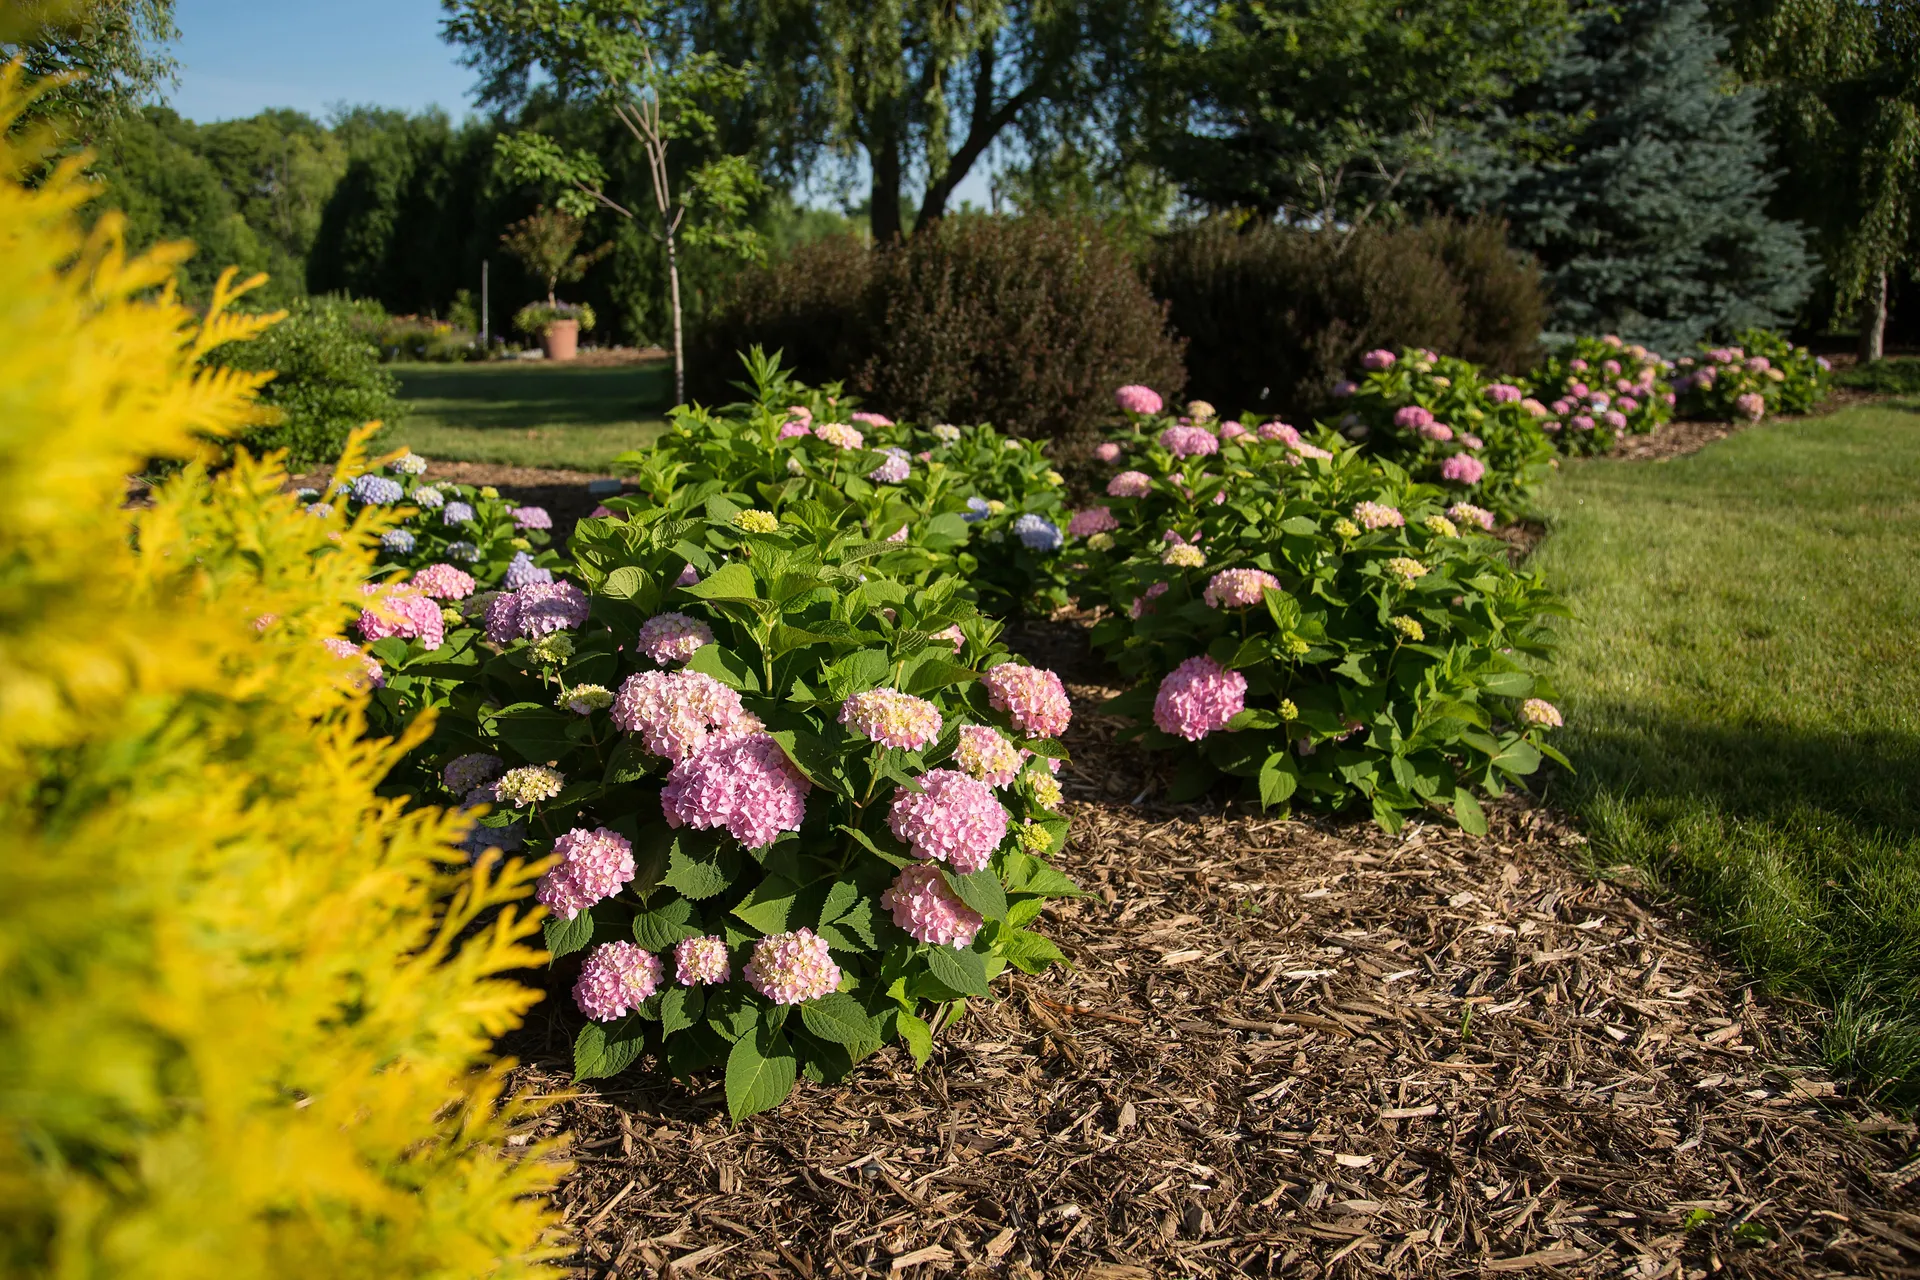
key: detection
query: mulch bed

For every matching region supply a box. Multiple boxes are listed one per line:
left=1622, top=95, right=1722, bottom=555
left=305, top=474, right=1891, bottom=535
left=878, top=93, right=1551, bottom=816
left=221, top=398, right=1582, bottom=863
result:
left=500, top=677, right=1920, bottom=1279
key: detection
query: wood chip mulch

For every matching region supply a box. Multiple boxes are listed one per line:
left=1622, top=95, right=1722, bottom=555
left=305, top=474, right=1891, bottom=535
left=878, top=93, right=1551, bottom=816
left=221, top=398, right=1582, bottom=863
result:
left=500, top=687, right=1920, bottom=1280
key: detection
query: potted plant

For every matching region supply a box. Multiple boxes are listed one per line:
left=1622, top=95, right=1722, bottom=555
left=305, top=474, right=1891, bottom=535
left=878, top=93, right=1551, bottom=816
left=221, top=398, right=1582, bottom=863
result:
left=513, top=300, right=597, bottom=360
left=500, top=206, right=612, bottom=361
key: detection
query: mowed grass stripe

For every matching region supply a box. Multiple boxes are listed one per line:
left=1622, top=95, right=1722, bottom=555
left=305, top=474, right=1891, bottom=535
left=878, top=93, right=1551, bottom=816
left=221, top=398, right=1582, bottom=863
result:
left=379, top=359, right=672, bottom=470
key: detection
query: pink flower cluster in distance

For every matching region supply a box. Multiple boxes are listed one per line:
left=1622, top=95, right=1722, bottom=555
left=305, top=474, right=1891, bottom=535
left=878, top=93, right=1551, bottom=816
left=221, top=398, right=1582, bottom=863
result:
left=814, top=422, right=865, bottom=450
left=840, top=688, right=943, bottom=750
left=1203, top=567, right=1280, bottom=609
left=1361, top=349, right=1396, bottom=370
left=484, top=581, right=590, bottom=643
left=611, top=669, right=747, bottom=761
left=674, top=936, right=731, bottom=986
left=1352, top=501, right=1404, bottom=530
left=1259, top=421, right=1300, bottom=444
left=1067, top=507, right=1118, bottom=537
left=1153, top=655, right=1247, bottom=741
left=1394, top=405, right=1434, bottom=431
left=536, top=826, right=636, bottom=920
left=889, top=769, right=1009, bottom=872
left=955, top=724, right=1024, bottom=787
left=412, top=563, right=475, bottom=600
left=1115, top=384, right=1163, bottom=415
left=983, top=663, right=1072, bottom=738
left=1735, top=392, right=1766, bottom=421
left=637, top=611, right=713, bottom=664
left=851, top=410, right=894, bottom=428
left=745, top=928, right=841, bottom=1004
left=881, top=864, right=983, bottom=947
left=1520, top=699, right=1563, bottom=729
left=662, top=732, right=810, bottom=848
left=1107, top=470, right=1151, bottom=498
left=573, top=941, right=662, bottom=1021
left=1440, top=454, right=1486, bottom=485
left=1159, top=424, right=1220, bottom=458
left=1448, top=502, right=1496, bottom=531
left=357, top=583, right=445, bottom=650
left=1094, top=441, right=1123, bottom=463
left=322, top=636, right=384, bottom=688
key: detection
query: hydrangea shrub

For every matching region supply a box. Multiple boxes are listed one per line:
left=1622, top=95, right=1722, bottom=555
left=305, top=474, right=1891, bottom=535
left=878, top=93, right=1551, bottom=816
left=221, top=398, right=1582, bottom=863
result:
left=1525, top=334, right=1676, bottom=454
left=423, top=506, right=1083, bottom=1119
left=1672, top=329, right=1830, bottom=422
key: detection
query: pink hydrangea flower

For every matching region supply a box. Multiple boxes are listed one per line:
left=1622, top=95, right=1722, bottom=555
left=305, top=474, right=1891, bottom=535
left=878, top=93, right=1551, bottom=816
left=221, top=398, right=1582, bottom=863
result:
left=1520, top=397, right=1549, bottom=417
left=1747, top=356, right=1771, bottom=372
left=1602, top=410, right=1627, bottom=430
left=1448, top=502, right=1496, bottom=531
left=778, top=420, right=812, bottom=439
left=1418, top=420, right=1454, bottom=442
left=512, top=506, right=553, bottom=530
left=1258, top=421, right=1300, bottom=444
left=1107, top=470, right=1152, bottom=498
left=662, top=732, right=810, bottom=848
left=358, top=583, right=445, bottom=651
left=1352, top=501, right=1405, bottom=530
left=674, top=936, right=731, bottom=986
left=573, top=942, right=662, bottom=1022
left=1735, top=392, right=1766, bottom=421
left=983, top=663, right=1072, bottom=738
left=1520, top=698, right=1564, bottom=729
left=1487, top=383, right=1522, bottom=403
left=745, top=928, right=841, bottom=1004
left=1571, top=414, right=1597, bottom=432
left=412, top=562, right=476, bottom=600
left=1361, top=349, right=1396, bottom=370
left=1115, top=384, right=1163, bottom=415
left=933, top=624, right=966, bottom=649
left=868, top=448, right=912, bottom=483
left=536, top=827, right=636, bottom=920
left=814, top=422, right=865, bottom=449
left=851, top=410, right=894, bottom=428
left=955, top=724, right=1024, bottom=787
left=1067, top=506, right=1119, bottom=537
left=611, top=669, right=747, bottom=762
left=1290, top=440, right=1333, bottom=461
left=1203, top=567, right=1280, bottom=609
left=1617, top=395, right=1639, bottom=412
left=1094, top=441, right=1123, bottom=463
left=1219, top=421, right=1249, bottom=440
left=638, top=611, right=714, bottom=664
left=1152, top=655, right=1247, bottom=742
left=1129, top=581, right=1170, bottom=619
left=889, top=768, right=1010, bottom=873
left=881, top=865, right=984, bottom=948
left=322, top=636, right=384, bottom=688
left=886, top=524, right=910, bottom=542
left=485, top=581, right=590, bottom=643
left=1159, top=424, right=1220, bottom=457
left=1440, top=454, right=1486, bottom=485
left=1331, top=380, right=1358, bottom=397
left=1394, top=405, right=1434, bottom=430
left=840, top=687, right=943, bottom=750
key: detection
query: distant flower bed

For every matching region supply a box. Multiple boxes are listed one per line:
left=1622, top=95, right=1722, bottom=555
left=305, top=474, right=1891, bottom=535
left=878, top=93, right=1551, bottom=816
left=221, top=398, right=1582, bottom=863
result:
left=1672, top=329, right=1829, bottom=422
left=1525, top=334, right=1675, bottom=454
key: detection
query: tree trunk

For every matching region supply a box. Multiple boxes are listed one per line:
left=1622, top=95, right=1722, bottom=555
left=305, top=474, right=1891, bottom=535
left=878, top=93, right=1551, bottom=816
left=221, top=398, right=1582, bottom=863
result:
left=869, top=124, right=904, bottom=243
left=1859, top=268, right=1889, bottom=363
left=666, top=232, right=685, bottom=406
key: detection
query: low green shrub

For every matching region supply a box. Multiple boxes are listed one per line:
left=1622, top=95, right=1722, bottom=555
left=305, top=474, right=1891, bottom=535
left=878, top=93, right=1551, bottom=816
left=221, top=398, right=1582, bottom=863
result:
left=1079, top=423, right=1567, bottom=830
left=416, top=505, right=1083, bottom=1119
left=381, top=315, right=480, bottom=362
left=1836, top=356, right=1920, bottom=395
left=1149, top=217, right=1546, bottom=421
left=224, top=294, right=403, bottom=468
left=515, top=300, right=597, bottom=337
left=1525, top=334, right=1675, bottom=455
left=1672, top=329, right=1829, bottom=421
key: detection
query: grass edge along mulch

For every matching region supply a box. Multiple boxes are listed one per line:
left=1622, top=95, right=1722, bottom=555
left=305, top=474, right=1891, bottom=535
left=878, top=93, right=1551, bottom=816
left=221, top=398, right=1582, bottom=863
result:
left=500, top=687, right=1920, bottom=1280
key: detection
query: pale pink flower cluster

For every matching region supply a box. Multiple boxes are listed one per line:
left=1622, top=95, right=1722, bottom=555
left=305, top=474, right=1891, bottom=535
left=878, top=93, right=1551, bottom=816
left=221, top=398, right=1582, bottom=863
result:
left=745, top=928, right=841, bottom=1004
left=1159, top=424, right=1220, bottom=457
left=484, top=581, right=590, bottom=643
left=1152, top=655, right=1247, bottom=741
left=1447, top=502, right=1496, bottom=531
left=814, top=422, right=865, bottom=449
left=493, top=764, right=564, bottom=806
left=933, top=623, right=966, bottom=649
left=882, top=865, right=984, bottom=947
left=1107, top=470, right=1152, bottom=498
left=573, top=942, right=662, bottom=1021
left=890, top=768, right=1009, bottom=872
left=674, top=936, right=731, bottom=986
left=611, top=669, right=747, bottom=761
left=851, top=410, right=894, bottom=428
left=1115, top=384, right=1163, bottom=415
left=1394, top=405, right=1434, bottom=431
left=1220, top=421, right=1248, bottom=440
left=1203, top=567, right=1280, bottom=609
left=1520, top=698, right=1564, bottom=729
left=322, top=636, right=384, bottom=688
left=412, top=563, right=476, bottom=600
left=1129, top=581, right=1170, bottom=619
left=1440, top=454, right=1486, bottom=485
left=662, top=732, right=810, bottom=848
left=840, top=688, right=943, bottom=750
left=357, top=583, right=445, bottom=650
left=779, top=404, right=812, bottom=438
left=1487, top=383, right=1523, bottom=403
left=1352, top=501, right=1404, bottom=530
left=1094, top=441, right=1123, bottom=463
left=983, top=663, right=1072, bottom=738
left=955, top=724, right=1024, bottom=787
left=1289, top=439, right=1333, bottom=461
left=638, top=611, right=713, bottom=664
left=1735, top=392, right=1766, bottom=421
left=1418, top=420, right=1454, bottom=442
left=1361, top=349, right=1397, bottom=370
left=1067, top=506, right=1118, bottom=537
left=868, top=447, right=912, bottom=483
left=536, top=826, right=636, bottom=920
left=1258, top=421, right=1300, bottom=444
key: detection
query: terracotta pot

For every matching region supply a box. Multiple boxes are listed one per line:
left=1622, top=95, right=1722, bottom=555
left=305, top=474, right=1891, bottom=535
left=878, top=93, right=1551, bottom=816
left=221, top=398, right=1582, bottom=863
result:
left=542, top=318, right=580, bottom=361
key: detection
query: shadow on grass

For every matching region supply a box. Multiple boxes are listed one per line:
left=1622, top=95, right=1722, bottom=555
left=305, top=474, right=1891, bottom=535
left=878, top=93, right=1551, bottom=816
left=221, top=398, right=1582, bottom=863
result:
left=1566, top=704, right=1920, bottom=1100
left=395, top=362, right=673, bottom=432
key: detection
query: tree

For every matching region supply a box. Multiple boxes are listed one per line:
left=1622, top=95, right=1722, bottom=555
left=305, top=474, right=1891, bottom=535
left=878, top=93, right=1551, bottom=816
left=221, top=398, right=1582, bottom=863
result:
left=196, top=109, right=348, bottom=286
left=2, top=0, right=177, bottom=132
left=1719, top=0, right=1920, bottom=359
left=1437, top=0, right=1815, bottom=351
left=445, top=0, right=766, bottom=402
left=1142, top=0, right=1572, bottom=227
left=498, top=204, right=613, bottom=305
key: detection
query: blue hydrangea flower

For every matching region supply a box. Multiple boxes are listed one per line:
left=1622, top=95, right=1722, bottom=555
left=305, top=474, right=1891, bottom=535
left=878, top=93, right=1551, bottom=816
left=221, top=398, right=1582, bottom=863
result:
left=304, top=502, right=334, bottom=518
left=442, top=502, right=475, bottom=525
left=294, top=487, right=319, bottom=502
left=350, top=473, right=405, bottom=505
left=409, top=485, right=446, bottom=510
left=389, top=451, right=429, bottom=475
left=963, top=496, right=992, bottom=523
left=380, top=528, right=417, bottom=554
left=445, top=540, right=481, bottom=563
left=504, top=551, right=553, bottom=591
left=1012, top=513, right=1063, bottom=553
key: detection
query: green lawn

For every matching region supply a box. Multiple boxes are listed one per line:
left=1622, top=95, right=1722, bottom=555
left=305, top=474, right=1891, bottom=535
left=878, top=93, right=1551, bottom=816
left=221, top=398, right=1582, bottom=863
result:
left=1535, top=399, right=1920, bottom=1098
left=378, top=360, right=673, bottom=470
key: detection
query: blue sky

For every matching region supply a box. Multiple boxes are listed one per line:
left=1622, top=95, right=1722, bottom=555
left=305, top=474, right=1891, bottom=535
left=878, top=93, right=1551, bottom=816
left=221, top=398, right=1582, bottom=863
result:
left=164, top=0, right=996, bottom=210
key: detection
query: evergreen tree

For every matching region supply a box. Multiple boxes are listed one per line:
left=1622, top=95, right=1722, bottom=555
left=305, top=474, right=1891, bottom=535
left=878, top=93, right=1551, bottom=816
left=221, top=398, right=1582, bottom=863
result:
left=1484, top=0, right=1816, bottom=350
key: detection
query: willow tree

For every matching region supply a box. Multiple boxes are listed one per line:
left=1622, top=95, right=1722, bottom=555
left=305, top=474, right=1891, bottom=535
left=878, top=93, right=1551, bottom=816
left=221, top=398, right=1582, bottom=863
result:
left=1721, top=0, right=1920, bottom=358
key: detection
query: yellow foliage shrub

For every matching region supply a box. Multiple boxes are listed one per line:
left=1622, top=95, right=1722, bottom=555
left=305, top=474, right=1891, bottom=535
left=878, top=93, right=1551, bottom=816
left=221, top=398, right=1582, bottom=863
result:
left=0, top=63, right=566, bottom=1277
